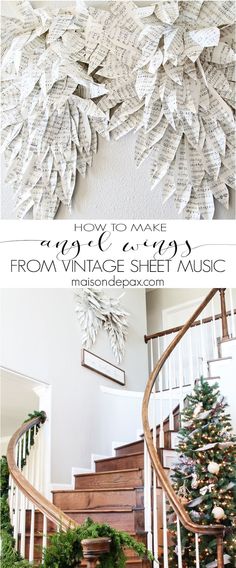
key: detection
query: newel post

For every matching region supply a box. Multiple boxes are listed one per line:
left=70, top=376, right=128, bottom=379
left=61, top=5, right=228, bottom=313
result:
left=219, top=289, right=229, bottom=341
left=81, top=538, right=111, bottom=568
left=216, top=534, right=224, bottom=568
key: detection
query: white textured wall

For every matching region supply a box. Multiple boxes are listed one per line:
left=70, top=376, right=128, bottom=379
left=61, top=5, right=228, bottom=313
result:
left=146, top=288, right=236, bottom=334
left=0, top=288, right=148, bottom=483
left=1, top=0, right=235, bottom=220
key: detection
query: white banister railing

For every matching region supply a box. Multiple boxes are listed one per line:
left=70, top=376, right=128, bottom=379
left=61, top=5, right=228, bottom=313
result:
left=7, top=413, right=78, bottom=564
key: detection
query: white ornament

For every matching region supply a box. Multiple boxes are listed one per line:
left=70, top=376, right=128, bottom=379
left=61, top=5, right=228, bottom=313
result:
left=193, top=403, right=203, bottom=417
left=75, top=289, right=129, bottom=363
left=200, top=483, right=215, bottom=496
left=191, top=473, right=199, bottom=489
left=212, top=506, right=225, bottom=521
left=208, top=462, right=220, bottom=475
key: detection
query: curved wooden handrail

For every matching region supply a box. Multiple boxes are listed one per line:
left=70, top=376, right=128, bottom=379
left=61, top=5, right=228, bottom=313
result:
left=142, top=288, right=225, bottom=538
left=144, top=309, right=235, bottom=343
left=7, top=414, right=77, bottom=531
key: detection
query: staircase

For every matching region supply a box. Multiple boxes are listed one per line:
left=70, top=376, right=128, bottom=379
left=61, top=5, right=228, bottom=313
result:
left=6, top=288, right=236, bottom=567
left=20, top=405, right=180, bottom=566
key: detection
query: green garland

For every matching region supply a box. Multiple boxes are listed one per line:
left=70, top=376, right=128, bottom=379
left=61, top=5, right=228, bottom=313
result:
left=0, top=456, right=34, bottom=568
left=1, top=411, right=46, bottom=568
left=41, top=518, right=153, bottom=568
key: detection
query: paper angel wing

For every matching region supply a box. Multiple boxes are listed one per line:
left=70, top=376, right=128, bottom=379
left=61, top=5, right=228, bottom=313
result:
left=1, top=0, right=108, bottom=219
left=89, top=0, right=236, bottom=219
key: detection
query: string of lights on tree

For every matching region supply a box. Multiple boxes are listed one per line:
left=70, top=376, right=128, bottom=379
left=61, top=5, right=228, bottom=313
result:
left=168, top=378, right=236, bottom=568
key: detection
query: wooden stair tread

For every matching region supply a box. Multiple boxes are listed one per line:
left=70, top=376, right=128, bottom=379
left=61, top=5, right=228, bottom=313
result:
left=95, top=451, right=144, bottom=463
left=64, top=507, right=139, bottom=515
left=115, top=433, right=178, bottom=453
left=52, top=486, right=137, bottom=494
left=75, top=467, right=141, bottom=477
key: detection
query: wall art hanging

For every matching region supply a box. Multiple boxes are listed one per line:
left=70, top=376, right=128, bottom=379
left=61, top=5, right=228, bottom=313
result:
left=75, top=289, right=129, bottom=363
left=1, top=0, right=108, bottom=219
left=81, top=349, right=126, bottom=385
left=1, top=0, right=236, bottom=219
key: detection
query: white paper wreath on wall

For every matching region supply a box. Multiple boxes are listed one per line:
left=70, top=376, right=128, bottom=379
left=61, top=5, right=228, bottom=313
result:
left=75, top=289, right=129, bottom=363
left=1, top=0, right=236, bottom=219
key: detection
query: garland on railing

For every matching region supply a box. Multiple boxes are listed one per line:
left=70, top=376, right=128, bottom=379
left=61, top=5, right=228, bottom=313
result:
left=1, top=411, right=153, bottom=567
left=0, top=411, right=46, bottom=568
left=40, top=517, right=153, bottom=568
left=1, top=0, right=235, bottom=219
left=0, top=457, right=34, bottom=568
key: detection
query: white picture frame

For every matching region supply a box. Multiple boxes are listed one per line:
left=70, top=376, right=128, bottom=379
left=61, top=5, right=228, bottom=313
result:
left=81, top=349, right=125, bottom=386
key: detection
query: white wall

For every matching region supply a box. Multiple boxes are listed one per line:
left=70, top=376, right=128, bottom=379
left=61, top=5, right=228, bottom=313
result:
left=1, top=0, right=235, bottom=220
left=146, top=289, right=236, bottom=335
left=0, top=288, right=148, bottom=483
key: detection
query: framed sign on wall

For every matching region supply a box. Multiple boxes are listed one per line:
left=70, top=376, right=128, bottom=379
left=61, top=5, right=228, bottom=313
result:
left=81, top=349, right=125, bottom=386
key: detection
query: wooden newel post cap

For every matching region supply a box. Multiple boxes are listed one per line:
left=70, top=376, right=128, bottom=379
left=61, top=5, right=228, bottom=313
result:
left=81, top=537, right=111, bottom=567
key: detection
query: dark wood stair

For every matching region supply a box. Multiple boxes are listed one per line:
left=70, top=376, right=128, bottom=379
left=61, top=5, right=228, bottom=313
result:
left=21, top=408, right=180, bottom=566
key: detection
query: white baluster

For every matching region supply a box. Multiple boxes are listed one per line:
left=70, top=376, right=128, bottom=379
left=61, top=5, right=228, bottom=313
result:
left=42, top=515, right=48, bottom=560
left=9, top=475, right=14, bottom=524
left=16, top=441, right=20, bottom=468
left=20, top=493, right=26, bottom=558
left=188, top=329, right=195, bottom=389
left=144, top=440, right=153, bottom=553
left=13, top=485, right=19, bottom=550
left=162, top=492, right=169, bottom=568
left=229, top=288, right=236, bottom=338
left=211, top=298, right=218, bottom=359
left=200, top=318, right=207, bottom=376
left=29, top=426, right=37, bottom=488
left=158, top=337, right=164, bottom=448
left=168, top=348, right=174, bottom=431
left=195, top=533, right=200, bottom=568
left=178, top=343, right=184, bottom=416
left=151, top=340, right=159, bottom=566
left=35, top=430, right=40, bottom=491
left=22, top=432, right=26, bottom=468
left=29, top=504, right=35, bottom=563
left=176, top=517, right=183, bottom=568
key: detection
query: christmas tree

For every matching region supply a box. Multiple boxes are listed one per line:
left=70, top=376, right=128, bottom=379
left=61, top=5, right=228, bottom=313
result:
left=169, top=378, right=236, bottom=567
